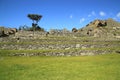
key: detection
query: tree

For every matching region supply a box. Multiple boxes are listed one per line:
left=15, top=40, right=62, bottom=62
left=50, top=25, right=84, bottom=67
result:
left=27, top=14, right=42, bottom=36
left=27, top=14, right=42, bottom=24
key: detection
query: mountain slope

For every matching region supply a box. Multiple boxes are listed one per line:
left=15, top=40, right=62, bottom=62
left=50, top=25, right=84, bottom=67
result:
left=78, top=18, right=120, bottom=38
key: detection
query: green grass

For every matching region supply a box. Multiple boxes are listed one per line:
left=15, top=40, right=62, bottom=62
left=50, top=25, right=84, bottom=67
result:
left=0, top=53, right=120, bottom=80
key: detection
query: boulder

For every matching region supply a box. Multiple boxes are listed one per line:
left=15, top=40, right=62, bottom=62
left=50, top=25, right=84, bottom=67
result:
left=0, top=26, right=17, bottom=37
left=93, top=20, right=107, bottom=27
left=72, top=28, right=78, bottom=32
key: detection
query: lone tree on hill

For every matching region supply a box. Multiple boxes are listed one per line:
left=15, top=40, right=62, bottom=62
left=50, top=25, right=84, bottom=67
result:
left=27, top=14, right=42, bottom=36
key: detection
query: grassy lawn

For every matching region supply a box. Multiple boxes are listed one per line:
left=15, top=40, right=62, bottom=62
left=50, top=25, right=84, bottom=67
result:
left=0, top=53, right=120, bottom=80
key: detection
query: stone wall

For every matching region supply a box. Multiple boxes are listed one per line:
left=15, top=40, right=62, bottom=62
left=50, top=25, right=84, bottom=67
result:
left=1, top=43, right=118, bottom=50
left=12, top=50, right=113, bottom=56
left=14, top=31, right=84, bottom=39
left=0, top=40, right=119, bottom=56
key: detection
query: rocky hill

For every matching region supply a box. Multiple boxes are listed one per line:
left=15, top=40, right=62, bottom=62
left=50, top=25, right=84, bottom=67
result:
left=78, top=18, right=120, bottom=38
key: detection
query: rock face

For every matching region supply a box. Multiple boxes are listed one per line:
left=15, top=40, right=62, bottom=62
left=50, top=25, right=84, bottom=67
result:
left=93, top=19, right=107, bottom=27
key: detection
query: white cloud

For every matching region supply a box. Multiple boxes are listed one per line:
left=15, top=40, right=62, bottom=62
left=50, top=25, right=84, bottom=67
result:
left=99, top=11, right=106, bottom=16
left=88, top=14, right=91, bottom=17
left=117, top=12, right=120, bottom=18
left=91, top=11, right=96, bottom=16
left=88, top=11, right=96, bottom=17
left=70, top=15, right=73, bottom=19
left=80, top=18, right=85, bottom=23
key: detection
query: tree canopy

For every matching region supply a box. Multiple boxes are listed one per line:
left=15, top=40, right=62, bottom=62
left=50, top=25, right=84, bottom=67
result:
left=27, top=14, right=42, bottom=23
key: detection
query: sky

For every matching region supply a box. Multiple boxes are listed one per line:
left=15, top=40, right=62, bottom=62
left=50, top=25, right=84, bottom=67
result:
left=0, top=0, right=120, bottom=31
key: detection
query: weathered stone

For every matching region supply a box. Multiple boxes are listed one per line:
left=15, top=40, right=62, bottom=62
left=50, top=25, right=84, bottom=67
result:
left=65, top=47, right=70, bottom=50
left=76, top=44, right=80, bottom=48
left=81, top=46, right=87, bottom=49
left=94, top=20, right=107, bottom=27
left=116, top=51, right=120, bottom=54
left=72, top=28, right=78, bottom=33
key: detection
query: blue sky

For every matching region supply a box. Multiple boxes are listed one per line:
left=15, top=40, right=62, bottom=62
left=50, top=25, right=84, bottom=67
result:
left=0, top=0, right=120, bottom=31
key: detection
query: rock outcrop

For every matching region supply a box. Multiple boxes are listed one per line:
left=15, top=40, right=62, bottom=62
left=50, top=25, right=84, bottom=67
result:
left=0, top=26, right=17, bottom=37
left=78, top=18, right=120, bottom=38
left=93, top=19, right=107, bottom=27
left=72, top=28, right=78, bottom=33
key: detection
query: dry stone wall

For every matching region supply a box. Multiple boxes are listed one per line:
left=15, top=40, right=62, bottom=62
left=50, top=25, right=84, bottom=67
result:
left=0, top=30, right=120, bottom=56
